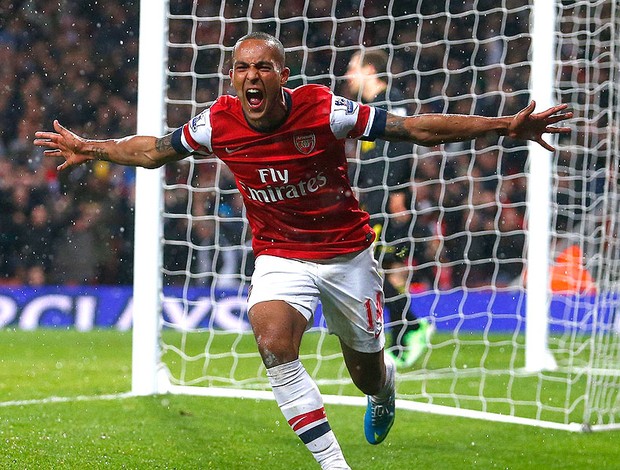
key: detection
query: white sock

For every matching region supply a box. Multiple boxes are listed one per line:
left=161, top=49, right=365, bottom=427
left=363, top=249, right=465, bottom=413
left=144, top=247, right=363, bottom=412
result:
left=372, top=354, right=396, bottom=403
left=267, top=360, right=350, bottom=470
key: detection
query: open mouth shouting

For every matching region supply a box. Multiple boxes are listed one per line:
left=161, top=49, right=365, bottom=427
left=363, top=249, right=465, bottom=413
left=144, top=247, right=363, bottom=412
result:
left=246, top=88, right=265, bottom=110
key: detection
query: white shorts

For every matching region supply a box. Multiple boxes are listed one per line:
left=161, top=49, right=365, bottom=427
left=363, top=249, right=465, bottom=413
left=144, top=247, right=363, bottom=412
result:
left=247, top=246, right=385, bottom=353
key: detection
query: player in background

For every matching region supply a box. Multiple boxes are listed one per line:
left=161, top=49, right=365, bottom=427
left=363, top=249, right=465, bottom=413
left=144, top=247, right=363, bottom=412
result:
left=34, top=33, right=572, bottom=470
left=346, top=49, right=434, bottom=368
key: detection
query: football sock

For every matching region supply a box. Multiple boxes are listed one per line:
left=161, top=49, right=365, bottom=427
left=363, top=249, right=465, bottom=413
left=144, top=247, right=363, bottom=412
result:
left=267, top=360, right=350, bottom=470
left=372, top=354, right=395, bottom=403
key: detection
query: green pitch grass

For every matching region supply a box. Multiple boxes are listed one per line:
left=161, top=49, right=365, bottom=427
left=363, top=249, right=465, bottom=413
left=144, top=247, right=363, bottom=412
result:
left=0, top=328, right=617, bottom=469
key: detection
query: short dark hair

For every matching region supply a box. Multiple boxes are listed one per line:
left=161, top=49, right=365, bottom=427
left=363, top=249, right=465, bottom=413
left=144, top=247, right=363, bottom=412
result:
left=232, top=32, right=286, bottom=68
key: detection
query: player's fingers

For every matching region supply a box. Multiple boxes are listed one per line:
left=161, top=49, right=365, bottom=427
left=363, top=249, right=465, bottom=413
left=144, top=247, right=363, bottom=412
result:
left=545, top=126, right=571, bottom=134
left=54, top=120, right=75, bottom=140
left=53, top=120, right=78, bottom=139
left=546, top=112, right=573, bottom=124
left=534, top=105, right=571, bottom=120
left=35, top=139, right=60, bottom=150
left=541, top=103, right=569, bottom=115
left=522, top=100, right=536, bottom=116
left=33, top=132, right=59, bottom=143
left=537, top=137, right=555, bottom=152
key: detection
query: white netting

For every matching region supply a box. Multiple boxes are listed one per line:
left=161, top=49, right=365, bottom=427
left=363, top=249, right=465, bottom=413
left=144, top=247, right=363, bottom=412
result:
left=550, top=0, right=620, bottom=426
left=153, top=0, right=620, bottom=429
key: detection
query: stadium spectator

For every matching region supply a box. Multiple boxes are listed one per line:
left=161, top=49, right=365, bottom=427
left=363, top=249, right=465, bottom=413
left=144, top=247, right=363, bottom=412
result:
left=51, top=202, right=102, bottom=285
left=0, top=0, right=138, bottom=284
left=20, top=204, right=55, bottom=284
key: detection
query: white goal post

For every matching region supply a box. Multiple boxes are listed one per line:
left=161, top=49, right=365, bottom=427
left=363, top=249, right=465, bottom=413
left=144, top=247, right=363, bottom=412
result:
left=131, top=0, right=167, bottom=396
left=525, top=0, right=559, bottom=373
left=132, top=0, right=620, bottom=432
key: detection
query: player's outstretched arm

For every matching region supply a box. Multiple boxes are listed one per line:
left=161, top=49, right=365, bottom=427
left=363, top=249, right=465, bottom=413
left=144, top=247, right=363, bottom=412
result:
left=34, top=120, right=186, bottom=171
left=382, top=101, right=572, bottom=151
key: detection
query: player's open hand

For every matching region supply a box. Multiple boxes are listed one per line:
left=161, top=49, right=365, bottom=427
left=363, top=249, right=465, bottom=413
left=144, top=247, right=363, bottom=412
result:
left=507, top=101, right=572, bottom=151
left=34, top=120, right=93, bottom=171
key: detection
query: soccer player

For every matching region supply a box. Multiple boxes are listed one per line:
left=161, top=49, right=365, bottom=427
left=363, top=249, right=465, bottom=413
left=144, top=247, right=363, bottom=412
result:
left=346, top=49, right=435, bottom=368
left=34, top=32, right=572, bottom=469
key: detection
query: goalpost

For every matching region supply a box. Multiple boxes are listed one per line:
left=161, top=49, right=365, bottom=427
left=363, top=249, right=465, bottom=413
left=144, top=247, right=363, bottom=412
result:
left=133, top=0, right=620, bottom=432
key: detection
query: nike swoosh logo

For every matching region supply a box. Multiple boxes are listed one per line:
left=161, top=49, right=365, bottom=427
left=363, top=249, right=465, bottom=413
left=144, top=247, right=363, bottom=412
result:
left=225, top=146, right=245, bottom=154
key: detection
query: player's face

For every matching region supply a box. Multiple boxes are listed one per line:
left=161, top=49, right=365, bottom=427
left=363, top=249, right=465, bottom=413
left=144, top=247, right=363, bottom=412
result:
left=230, top=39, right=290, bottom=130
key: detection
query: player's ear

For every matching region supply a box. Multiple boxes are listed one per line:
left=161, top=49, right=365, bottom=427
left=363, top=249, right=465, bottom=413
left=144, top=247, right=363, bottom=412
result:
left=229, top=68, right=233, bottom=80
left=280, top=66, right=290, bottom=85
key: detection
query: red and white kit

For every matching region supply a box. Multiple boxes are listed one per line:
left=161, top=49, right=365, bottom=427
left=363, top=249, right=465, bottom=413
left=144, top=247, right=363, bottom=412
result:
left=172, top=84, right=388, bottom=350
left=172, top=84, right=387, bottom=260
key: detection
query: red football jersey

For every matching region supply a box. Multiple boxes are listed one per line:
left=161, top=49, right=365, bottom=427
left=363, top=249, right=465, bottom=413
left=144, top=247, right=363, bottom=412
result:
left=172, top=84, right=387, bottom=259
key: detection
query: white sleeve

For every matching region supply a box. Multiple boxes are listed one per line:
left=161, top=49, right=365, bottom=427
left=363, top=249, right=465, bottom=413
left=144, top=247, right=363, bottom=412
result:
left=328, top=94, right=386, bottom=141
left=176, top=108, right=213, bottom=154
left=329, top=95, right=361, bottom=140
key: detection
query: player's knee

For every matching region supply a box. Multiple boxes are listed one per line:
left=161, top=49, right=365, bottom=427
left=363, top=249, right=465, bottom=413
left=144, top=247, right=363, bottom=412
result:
left=255, top=334, right=299, bottom=368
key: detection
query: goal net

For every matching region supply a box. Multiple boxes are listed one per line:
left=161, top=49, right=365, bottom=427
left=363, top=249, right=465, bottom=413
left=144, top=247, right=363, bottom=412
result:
left=133, top=0, right=620, bottom=431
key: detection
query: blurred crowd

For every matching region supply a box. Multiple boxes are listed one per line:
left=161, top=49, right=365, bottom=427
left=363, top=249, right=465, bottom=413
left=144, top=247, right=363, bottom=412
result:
left=0, top=0, right=574, bottom=289
left=0, top=0, right=138, bottom=285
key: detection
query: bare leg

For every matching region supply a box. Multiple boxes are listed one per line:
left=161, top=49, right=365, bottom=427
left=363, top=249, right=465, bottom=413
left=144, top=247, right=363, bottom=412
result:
left=338, top=340, right=386, bottom=396
left=249, top=300, right=350, bottom=469
left=248, top=300, right=307, bottom=367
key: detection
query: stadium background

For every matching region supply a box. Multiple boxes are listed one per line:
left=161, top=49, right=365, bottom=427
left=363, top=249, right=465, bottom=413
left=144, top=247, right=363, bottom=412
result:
left=1, top=0, right=538, bottom=293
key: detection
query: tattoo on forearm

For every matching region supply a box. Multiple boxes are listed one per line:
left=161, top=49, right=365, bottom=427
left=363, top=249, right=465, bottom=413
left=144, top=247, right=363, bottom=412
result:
left=384, top=115, right=409, bottom=140
left=92, top=147, right=110, bottom=160
left=156, top=134, right=174, bottom=153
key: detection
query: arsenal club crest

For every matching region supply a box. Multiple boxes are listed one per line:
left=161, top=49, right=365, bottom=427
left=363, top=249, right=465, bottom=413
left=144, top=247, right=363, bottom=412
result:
left=294, top=133, right=316, bottom=154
